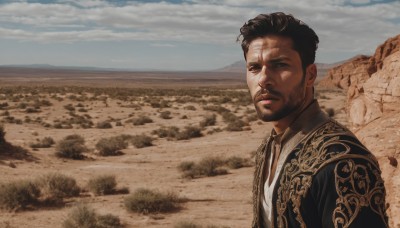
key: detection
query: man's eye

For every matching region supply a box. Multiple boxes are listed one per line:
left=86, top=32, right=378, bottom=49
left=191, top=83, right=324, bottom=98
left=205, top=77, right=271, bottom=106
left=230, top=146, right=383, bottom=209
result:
left=248, top=65, right=261, bottom=72
left=274, top=63, right=288, bottom=68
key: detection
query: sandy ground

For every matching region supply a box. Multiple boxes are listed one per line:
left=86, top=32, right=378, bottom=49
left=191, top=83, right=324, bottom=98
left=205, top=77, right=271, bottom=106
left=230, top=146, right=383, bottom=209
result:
left=1, top=87, right=396, bottom=228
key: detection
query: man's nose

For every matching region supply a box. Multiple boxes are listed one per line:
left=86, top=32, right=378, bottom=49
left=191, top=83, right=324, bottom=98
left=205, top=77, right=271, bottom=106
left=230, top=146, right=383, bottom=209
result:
left=258, top=66, right=272, bottom=88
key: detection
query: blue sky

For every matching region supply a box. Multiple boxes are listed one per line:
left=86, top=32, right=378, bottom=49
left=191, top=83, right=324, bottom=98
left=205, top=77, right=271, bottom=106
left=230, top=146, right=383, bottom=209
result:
left=0, top=0, right=399, bottom=71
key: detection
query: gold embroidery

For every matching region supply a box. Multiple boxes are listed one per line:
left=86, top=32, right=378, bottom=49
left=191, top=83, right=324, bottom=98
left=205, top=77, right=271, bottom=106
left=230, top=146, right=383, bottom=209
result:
left=333, top=159, right=387, bottom=228
left=275, top=120, right=386, bottom=228
left=276, top=121, right=351, bottom=227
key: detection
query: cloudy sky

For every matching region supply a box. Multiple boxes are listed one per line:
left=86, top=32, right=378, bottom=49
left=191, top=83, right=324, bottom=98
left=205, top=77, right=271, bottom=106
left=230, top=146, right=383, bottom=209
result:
left=0, top=0, right=399, bottom=71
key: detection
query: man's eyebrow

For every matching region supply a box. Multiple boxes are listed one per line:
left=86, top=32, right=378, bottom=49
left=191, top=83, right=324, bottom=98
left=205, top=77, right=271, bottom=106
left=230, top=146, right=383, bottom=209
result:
left=267, top=56, right=291, bottom=63
left=246, top=61, right=260, bottom=67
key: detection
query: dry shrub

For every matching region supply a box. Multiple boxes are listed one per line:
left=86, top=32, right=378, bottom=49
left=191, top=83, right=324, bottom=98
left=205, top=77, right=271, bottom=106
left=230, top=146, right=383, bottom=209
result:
left=87, top=175, right=117, bottom=196
left=178, top=157, right=227, bottom=179
left=96, top=121, right=112, bottom=129
left=95, top=136, right=128, bottom=156
left=131, top=134, right=153, bottom=148
left=124, top=188, right=184, bottom=214
left=55, top=134, right=87, bottom=159
left=152, top=126, right=179, bottom=139
left=183, top=105, right=196, bottom=111
left=133, top=116, right=153, bottom=126
left=196, top=156, right=227, bottom=177
left=159, top=111, right=172, bottom=119
left=176, top=126, right=202, bottom=140
left=29, top=137, right=55, bottom=148
left=202, top=105, right=230, bottom=114
left=36, top=173, right=80, bottom=201
left=225, top=120, right=247, bottom=132
left=224, top=156, right=251, bottom=169
left=199, top=114, right=216, bottom=128
left=0, top=180, right=40, bottom=211
left=63, top=204, right=122, bottom=228
left=63, top=104, right=75, bottom=111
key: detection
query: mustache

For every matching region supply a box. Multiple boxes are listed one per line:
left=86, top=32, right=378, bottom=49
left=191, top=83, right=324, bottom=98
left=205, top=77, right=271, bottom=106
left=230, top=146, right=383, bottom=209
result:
left=254, top=88, right=281, bottom=102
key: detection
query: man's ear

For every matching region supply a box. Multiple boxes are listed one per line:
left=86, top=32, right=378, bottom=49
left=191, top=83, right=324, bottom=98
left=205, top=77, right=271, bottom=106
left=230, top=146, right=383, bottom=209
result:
left=305, top=64, right=317, bottom=87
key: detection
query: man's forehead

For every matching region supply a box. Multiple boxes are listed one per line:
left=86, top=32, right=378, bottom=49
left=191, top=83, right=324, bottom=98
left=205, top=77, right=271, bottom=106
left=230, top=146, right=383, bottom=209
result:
left=246, top=36, right=295, bottom=60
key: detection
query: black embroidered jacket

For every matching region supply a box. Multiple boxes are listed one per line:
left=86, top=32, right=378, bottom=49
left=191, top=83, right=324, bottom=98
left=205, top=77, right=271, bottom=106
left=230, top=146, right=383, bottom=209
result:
left=252, top=107, right=388, bottom=228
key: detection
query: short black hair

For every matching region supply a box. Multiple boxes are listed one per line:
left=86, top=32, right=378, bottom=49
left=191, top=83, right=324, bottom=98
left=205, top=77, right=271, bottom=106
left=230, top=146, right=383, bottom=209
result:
left=237, top=12, right=319, bottom=69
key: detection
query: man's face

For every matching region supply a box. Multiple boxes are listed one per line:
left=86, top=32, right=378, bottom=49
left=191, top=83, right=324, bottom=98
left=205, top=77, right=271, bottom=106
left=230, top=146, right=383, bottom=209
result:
left=246, top=35, right=309, bottom=122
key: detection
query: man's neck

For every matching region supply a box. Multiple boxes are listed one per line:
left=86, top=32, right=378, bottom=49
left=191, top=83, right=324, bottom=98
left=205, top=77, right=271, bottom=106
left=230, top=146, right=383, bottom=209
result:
left=272, top=99, right=314, bottom=134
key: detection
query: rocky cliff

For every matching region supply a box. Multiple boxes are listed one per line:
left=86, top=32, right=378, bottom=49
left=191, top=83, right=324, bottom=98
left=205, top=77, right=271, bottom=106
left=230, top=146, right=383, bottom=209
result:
left=319, top=34, right=400, bottom=227
left=319, top=34, right=400, bottom=126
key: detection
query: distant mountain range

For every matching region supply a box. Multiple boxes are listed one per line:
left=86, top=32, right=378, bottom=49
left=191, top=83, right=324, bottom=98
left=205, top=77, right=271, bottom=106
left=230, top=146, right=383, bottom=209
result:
left=0, top=57, right=355, bottom=78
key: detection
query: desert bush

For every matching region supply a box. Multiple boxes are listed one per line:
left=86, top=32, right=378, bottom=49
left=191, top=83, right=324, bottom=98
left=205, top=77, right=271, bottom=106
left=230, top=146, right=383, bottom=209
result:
left=151, top=126, right=180, bottom=139
left=199, top=114, right=216, bottom=128
left=225, top=120, right=247, bottom=131
left=131, top=134, right=153, bottom=148
left=95, top=136, right=127, bottom=156
left=64, top=104, right=75, bottom=112
left=224, top=156, right=251, bottom=169
left=36, top=173, right=80, bottom=201
left=209, top=96, right=231, bottom=104
left=150, top=99, right=170, bottom=108
left=178, top=156, right=227, bottom=179
left=17, top=102, right=28, bottom=109
left=63, top=204, right=122, bottom=228
left=0, top=102, right=9, bottom=109
left=203, top=105, right=230, bottom=114
left=96, top=214, right=123, bottom=228
left=96, top=121, right=112, bottom=129
left=196, top=156, right=227, bottom=177
left=0, top=110, right=9, bottom=116
left=29, top=137, right=55, bottom=148
left=87, top=175, right=117, bottom=195
left=183, top=105, right=196, bottom=111
left=124, top=188, right=184, bottom=214
left=25, top=107, right=40, bottom=113
left=177, top=161, right=196, bottom=172
left=176, top=126, right=202, bottom=140
left=221, top=112, right=238, bottom=123
left=55, top=134, right=87, bottom=159
left=133, top=116, right=153, bottom=126
left=0, top=180, right=40, bottom=211
left=159, top=111, right=172, bottom=119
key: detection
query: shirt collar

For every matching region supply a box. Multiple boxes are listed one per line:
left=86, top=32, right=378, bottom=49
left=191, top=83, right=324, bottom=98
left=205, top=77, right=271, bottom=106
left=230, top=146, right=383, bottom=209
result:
left=270, top=99, right=329, bottom=146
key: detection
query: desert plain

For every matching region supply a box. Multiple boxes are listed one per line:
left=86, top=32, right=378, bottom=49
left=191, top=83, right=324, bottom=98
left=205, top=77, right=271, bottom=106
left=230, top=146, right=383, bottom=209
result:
left=0, top=65, right=397, bottom=228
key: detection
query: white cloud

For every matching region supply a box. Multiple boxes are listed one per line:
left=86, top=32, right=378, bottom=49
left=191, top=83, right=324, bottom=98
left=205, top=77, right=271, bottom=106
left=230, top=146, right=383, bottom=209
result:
left=0, top=0, right=399, bottom=62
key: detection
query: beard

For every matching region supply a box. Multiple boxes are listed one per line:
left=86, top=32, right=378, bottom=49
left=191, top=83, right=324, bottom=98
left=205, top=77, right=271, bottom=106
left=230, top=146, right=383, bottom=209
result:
left=253, top=76, right=306, bottom=122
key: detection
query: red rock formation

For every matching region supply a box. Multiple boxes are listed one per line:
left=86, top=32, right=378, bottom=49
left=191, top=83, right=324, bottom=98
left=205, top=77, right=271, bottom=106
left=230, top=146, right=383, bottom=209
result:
left=368, top=35, right=400, bottom=75
left=318, top=55, right=370, bottom=91
left=318, top=34, right=400, bottom=126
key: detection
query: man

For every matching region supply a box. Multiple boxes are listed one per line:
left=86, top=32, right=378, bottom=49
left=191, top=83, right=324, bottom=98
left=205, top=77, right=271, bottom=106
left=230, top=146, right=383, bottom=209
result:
left=237, top=12, right=388, bottom=228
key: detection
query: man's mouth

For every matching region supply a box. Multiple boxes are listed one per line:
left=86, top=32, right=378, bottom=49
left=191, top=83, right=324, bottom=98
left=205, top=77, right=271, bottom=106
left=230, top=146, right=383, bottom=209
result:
left=256, top=93, right=279, bottom=103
